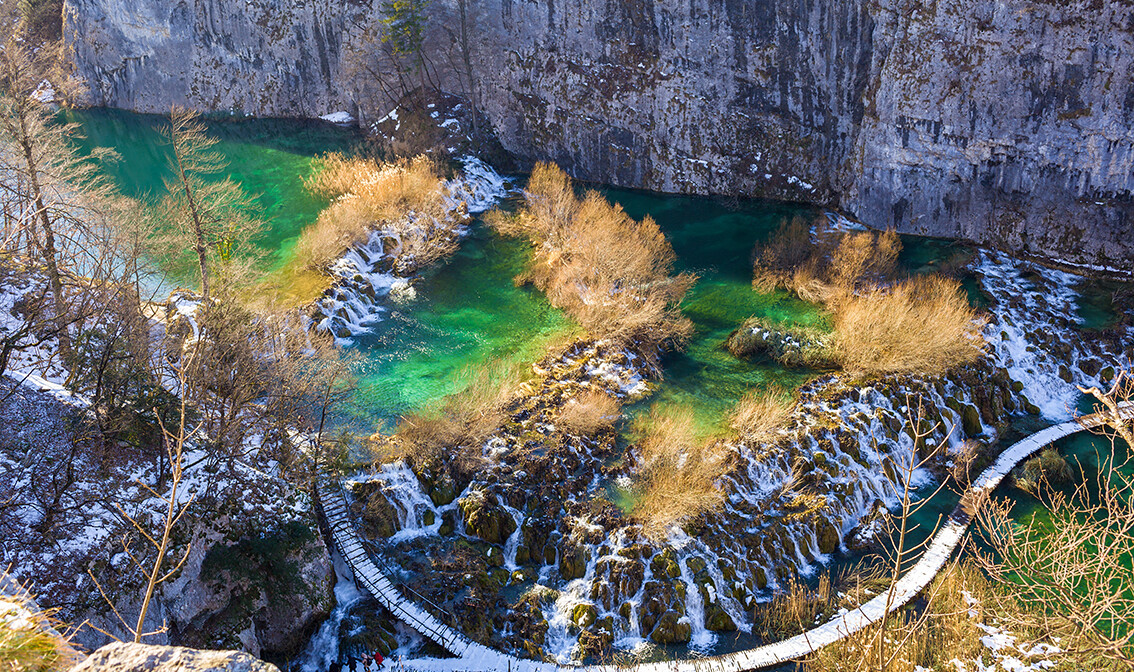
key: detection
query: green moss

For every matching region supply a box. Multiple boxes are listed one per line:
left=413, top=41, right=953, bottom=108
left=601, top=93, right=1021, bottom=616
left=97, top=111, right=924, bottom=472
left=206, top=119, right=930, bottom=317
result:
left=201, top=520, right=318, bottom=606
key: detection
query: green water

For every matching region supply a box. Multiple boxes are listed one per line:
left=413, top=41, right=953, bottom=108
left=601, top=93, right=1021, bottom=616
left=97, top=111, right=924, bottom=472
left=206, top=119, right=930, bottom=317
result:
left=600, top=189, right=828, bottom=432
left=66, top=109, right=897, bottom=442
left=344, top=190, right=829, bottom=433
left=344, top=223, right=575, bottom=431
left=65, top=107, right=363, bottom=270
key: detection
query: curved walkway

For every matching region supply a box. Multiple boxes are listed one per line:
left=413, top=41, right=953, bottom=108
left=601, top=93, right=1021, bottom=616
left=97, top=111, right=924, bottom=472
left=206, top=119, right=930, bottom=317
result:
left=316, top=404, right=1133, bottom=672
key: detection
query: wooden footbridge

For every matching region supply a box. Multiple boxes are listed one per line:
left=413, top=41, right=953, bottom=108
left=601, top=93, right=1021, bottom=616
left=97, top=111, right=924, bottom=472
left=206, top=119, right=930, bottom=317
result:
left=315, top=403, right=1133, bottom=671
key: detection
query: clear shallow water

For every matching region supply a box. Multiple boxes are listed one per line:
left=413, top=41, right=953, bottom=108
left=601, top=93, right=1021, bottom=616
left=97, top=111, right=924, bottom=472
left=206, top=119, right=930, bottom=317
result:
left=343, top=223, right=576, bottom=431
left=65, top=107, right=363, bottom=271
left=601, top=189, right=828, bottom=432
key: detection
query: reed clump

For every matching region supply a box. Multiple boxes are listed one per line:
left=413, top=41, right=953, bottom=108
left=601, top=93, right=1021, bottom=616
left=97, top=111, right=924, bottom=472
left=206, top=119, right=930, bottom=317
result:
left=751, top=222, right=985, bottom=376
left=295, top=153, right=457, bottom=272
left=629, top=405, right=728, bottom=537
left=488, top=163, right=696, bottom=357
left=0, top=596, right=75, bottom=672
left=729, top=386, right=795, bottom=440
left=753, top=573, right=835, bottom=640
left=557, top=390, right=622, bottom=436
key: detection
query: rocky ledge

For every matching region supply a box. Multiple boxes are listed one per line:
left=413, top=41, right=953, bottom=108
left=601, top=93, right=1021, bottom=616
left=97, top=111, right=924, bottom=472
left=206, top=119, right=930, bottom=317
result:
left=70, top=643, right=279, bottom=672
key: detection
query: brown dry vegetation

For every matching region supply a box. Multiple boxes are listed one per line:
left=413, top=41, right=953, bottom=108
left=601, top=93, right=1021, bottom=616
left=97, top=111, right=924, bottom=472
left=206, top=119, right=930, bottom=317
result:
left=804, top=560, right=998, bottom=672
left=0, top=595, right=76, bottom=672
left=488, top=163, right=695, bottom=357
left=752, top=215, right=817, bottom=292
left=728, top=386, right=795, bottom=440
left=752, top=572, right=836, bottom=640
left=294, top=153, right=456, bottom=272
left=557, top=390, right=622, bottom=436
left=378, top=360, right=523, bottom=476
left=751, top=223, right=985, bottom=376
left=833, top=275, right=986, bottom=376
left=629, top=405, right=728, bottom=537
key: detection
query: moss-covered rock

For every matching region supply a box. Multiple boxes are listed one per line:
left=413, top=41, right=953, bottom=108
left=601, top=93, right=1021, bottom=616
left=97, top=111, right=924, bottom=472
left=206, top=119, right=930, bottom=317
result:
left=705, top=603, right=737, bottom=632
left=816, top=518, right=840, bottom=555
left=458, top=490, right=516, bottom=545
left=649, top=611, right=692, bottom=645
left=430, top=474, right=459, bottom=507
left=439, top=509, right=457, bottom=536
left=349, top=482, right=400, bottom=539
left=571, top=603, right=597, bottom=629
left=650, top=548, right=680, bottom=579
left=558, top=542, right=590, bottom=581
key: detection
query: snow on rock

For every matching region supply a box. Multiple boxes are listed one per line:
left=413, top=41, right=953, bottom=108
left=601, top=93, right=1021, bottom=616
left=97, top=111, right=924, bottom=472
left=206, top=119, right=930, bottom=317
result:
left=319, top=110, right=355, bottom=124
left=30, top=80, right=55, bottom=104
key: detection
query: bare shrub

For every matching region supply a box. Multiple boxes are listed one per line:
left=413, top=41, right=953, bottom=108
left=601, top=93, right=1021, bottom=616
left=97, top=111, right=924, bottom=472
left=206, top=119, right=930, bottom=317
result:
left=489, top=164, right=695, bottom=355
left=629, top=405, right=727, bottom=537
left=557, top=390, right=621, bottom=436
left=390, top=359, right=522, bottom=476
left=805, top=560, right=995, bottom=672
left=752, top=215, right=817, bottom=291
left=833, top=275, right=986, bottom=376
left=828, top=229, right=901, bottom=293
left=753, top=573, right=834, bottom=640
left=729, top=386, right=794, bottom=440
left=752, top=223, right=900, bottom=301
left=294, top=154, right=455, bottom=272
left=977, top=398, right=1134, bottom=669
left=1078, top=370, right=1134, bottom=449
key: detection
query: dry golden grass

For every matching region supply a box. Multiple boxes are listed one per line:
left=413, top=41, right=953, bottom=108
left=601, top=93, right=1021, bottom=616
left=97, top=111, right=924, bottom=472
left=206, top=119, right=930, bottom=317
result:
left=832, top=275, right=986, bottom=376
left=384, top=359, right=523, bottom=476
left=629, top=405, right=728, bottom=537
left=753, top=573, right=835, bottom=640
left=557, top=389, right=622, bottom=436
left=0, top=597, right=76, bottom=672
left=804, top=560, right=996, bottom=672
left=489, top=164, right=695, bottom=354
left=293, top=154, right=454, bottom=272
left=729, top=387, right=795, bottom=440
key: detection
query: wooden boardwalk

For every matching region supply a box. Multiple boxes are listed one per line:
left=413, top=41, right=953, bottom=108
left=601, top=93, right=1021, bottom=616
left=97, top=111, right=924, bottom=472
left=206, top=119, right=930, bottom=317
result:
left=317, top=404, right=1133, bottom=672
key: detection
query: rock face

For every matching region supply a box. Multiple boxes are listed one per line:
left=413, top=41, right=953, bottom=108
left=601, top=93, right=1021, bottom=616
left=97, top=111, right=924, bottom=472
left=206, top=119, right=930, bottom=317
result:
left=70, top=642, right=279, bottom=672
left=63, top=0, right=1134, bottom=268
left=62, top=0, right=364, bottom=117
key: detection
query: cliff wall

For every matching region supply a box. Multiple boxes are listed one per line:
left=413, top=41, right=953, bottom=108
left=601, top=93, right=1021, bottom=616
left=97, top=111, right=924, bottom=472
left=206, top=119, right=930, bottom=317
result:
left=62, top=0, right=1134, bottom=270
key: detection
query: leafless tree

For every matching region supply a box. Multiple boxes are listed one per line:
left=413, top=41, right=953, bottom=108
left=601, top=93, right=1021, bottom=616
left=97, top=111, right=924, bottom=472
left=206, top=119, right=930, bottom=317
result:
left=0, top=37, right=126, bottom=362
left=86, top=346, right=199, bottom=643
left=976, top=369, right=1134, bottom=670
left=158, top=107, right=263, bottom=304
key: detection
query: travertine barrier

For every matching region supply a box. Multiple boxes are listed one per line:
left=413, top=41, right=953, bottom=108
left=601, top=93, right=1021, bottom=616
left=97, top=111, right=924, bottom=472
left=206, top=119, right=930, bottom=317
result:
left=318, top=404, right=1133, bottom=672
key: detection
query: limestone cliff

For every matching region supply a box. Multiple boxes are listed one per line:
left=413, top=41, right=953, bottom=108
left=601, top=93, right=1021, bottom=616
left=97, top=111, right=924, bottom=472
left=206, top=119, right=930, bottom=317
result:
left=62, top=0, right=1133, bottom=270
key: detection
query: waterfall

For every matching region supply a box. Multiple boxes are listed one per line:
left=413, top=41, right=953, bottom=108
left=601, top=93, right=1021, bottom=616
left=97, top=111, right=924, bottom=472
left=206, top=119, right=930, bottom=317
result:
left=292, top=552, right=365, bottom=671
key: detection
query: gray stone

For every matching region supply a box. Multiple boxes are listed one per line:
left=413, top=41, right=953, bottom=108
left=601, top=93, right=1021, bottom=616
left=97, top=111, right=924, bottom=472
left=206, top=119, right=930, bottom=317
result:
left=70, top=643, right=278, bottom=672
left=63, top=0, right=1134, bottom=269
